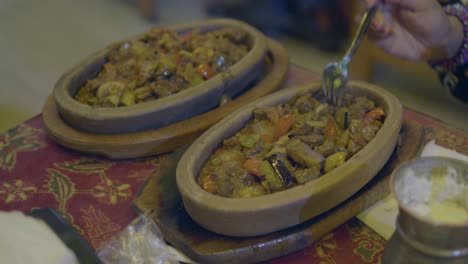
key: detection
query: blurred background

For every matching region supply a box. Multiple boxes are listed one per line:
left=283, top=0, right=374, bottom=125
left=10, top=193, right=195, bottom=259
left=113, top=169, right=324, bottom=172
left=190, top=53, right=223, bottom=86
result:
left=0, top=0, right=466, bottom=132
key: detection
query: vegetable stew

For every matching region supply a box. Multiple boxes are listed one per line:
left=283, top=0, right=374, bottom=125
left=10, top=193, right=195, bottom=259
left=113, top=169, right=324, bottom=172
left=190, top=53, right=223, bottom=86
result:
left=198, top=92, right=386, bottom=198
left=74, top=28, right=249, bottom=107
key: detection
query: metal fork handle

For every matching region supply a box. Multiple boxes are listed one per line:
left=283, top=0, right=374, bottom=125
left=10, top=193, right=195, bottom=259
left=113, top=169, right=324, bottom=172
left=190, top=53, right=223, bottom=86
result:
left=341, top=5, right=378, bottom=67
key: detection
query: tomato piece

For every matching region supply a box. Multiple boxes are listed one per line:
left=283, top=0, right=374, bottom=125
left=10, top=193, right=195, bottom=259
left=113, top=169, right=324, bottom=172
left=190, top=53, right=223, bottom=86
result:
left=274, top=114, right=295, bottom=139
left=260, top=114, right=296, bottom=143
left=254, top=112, right=295, bottom=143
left=243, top=158, right=264, bottom=177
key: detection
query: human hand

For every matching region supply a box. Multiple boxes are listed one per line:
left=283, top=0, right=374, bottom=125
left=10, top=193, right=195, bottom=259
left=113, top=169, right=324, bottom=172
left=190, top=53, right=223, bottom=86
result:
left=362, top=0, right=464, bottom=62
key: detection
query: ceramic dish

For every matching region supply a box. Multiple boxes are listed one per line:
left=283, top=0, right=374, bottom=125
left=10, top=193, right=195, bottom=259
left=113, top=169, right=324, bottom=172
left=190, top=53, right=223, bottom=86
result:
left=176, top=81, right=403, bottom=237
left=43, top=39, right=288, bottom=159
left=53, top=18, right=267, bottom=134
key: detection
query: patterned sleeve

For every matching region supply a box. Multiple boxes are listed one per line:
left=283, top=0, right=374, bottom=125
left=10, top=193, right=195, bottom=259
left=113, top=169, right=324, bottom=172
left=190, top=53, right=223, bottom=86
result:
left=431, top=0, right=467, bottom=103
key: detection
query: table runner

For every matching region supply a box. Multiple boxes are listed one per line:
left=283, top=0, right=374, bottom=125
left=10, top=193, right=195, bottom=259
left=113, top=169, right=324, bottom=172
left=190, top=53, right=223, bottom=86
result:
left=0, top=108, right=465, bottom=263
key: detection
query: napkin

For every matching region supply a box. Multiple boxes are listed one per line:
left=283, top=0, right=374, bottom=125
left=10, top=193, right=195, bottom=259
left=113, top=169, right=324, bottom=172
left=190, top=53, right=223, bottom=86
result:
left=0, top=211, right=78, bottom=264
left=357, top=140, right=468, bottom=240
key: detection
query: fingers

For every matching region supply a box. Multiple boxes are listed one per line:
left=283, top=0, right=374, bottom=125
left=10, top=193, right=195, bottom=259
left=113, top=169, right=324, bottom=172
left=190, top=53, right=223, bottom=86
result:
left=356, top=7, right=394, bottom=40
left=367, top=24, right=394, bottom=40
left=371, top=10, right=386, bottom=31
left=367, top=17, right=394, bottom=41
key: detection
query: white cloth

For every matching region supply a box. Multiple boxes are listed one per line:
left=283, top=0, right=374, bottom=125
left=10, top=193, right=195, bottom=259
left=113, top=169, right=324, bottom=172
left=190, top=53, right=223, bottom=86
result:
left=0, top=211, right=77, bottom=264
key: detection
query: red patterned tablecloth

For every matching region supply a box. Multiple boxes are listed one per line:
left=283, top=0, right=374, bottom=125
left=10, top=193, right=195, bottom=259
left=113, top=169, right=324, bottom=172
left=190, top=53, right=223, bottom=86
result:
left=0, top=67, right=466, bottom=263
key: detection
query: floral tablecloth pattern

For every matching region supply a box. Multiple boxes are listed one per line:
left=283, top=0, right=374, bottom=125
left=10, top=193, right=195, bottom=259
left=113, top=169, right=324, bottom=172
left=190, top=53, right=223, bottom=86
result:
left=1, top=108, right=466, bottom=263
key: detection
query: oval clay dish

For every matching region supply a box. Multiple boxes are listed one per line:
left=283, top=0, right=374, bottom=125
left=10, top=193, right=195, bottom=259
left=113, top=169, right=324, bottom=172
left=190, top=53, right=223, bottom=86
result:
left=42, top=39, right=288, bottom=159
left=54, top=18, right=267, bottom=134
left=176, top=81, right=403, bottom=237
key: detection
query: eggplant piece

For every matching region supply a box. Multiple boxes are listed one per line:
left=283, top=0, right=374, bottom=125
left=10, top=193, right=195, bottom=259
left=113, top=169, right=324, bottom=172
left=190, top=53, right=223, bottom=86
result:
left=344, top=112, right=351, bottom=129
left=260, top=161, right=284, bottom=190
left=334, top=107, right=350, bottom=130
left=266, top=154, right=296, bottom=188
left=287, top=140, right=325, bottom=169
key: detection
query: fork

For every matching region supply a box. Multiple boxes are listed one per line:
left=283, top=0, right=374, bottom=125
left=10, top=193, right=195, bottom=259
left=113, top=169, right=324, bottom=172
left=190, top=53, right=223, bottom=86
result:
left=322, top=5, right=378, bottom=104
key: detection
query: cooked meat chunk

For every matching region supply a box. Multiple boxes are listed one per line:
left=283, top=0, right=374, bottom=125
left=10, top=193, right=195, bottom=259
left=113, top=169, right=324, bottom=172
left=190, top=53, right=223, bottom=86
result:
left=286, top=140, right=324, bottom=169
left=295, top=93, right=319, bottom=114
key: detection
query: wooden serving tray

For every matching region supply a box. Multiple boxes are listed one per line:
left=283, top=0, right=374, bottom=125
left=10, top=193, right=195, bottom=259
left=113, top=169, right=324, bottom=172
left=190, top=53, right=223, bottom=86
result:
left=133, top=119, right=424, bottom=264
left=42, top=39, right=289, bottom=159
